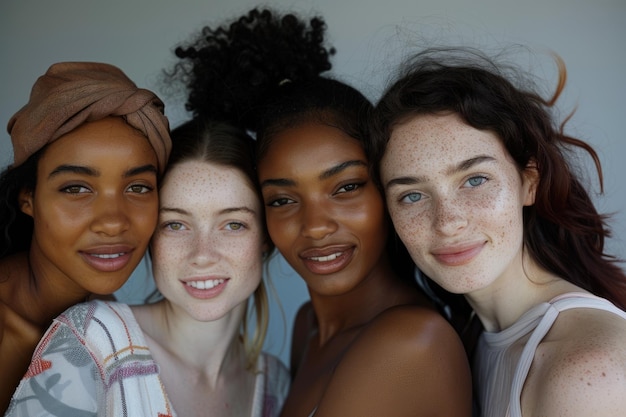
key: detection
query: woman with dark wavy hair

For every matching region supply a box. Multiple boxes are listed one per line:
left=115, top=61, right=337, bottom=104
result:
left=172, top=9, right=472, bottom=417
left=373, top=48, right=626, bottom=417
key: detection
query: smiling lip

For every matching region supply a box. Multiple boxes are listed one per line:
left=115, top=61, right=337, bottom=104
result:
left=299, top=245, right=355, bottom=275
left=182, top=277, right=228, bottom=299
left=431, top=241, right=485, bottom=266
left=79, top=245, right=134, bottom=272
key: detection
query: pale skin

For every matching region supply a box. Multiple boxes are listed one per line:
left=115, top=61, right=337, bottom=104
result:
left=258, top=122, right=472, bottom=417
left=381, top=112, right=626, bottom=417
left=0, top=116, right=159, bottom=412
left=131, top=160, right=267, bottom=417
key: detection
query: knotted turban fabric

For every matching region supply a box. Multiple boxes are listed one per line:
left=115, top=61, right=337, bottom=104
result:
left=7, top=62, right=172, bottom=173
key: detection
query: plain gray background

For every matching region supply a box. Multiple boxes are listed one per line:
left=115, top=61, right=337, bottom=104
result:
left=2, top=0, right=625, bottom=365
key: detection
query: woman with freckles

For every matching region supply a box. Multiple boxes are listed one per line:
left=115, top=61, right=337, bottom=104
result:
left=0, top=62, right=171, bottom=414
left=5, top=119, right=289, bottom=416
left=373, top=48, right=626, bottom=417
left=170, top=8, right=473, bottom=417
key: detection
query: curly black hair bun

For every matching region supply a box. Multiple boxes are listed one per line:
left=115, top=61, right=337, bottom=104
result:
left=171, top=7, right=335, bottom=130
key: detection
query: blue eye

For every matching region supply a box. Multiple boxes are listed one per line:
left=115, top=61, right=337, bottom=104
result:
left=466, top=176, right=488, bottom=187
left=400, top=192, right=423, bottom=203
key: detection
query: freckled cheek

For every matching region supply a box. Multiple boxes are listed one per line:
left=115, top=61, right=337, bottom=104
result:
left=393, top=213, right=430, bottom=253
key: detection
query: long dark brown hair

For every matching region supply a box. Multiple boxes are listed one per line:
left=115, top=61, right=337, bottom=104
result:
left=372, top=48, right=626, bottom=309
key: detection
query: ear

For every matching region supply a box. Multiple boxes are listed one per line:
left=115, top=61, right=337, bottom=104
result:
left=521, top=159, right=539, bottom=206
left=18, top=188, right=34, bottom=217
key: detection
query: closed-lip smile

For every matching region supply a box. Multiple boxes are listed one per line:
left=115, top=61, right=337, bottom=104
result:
left=431, top=241, right=486, bottom=266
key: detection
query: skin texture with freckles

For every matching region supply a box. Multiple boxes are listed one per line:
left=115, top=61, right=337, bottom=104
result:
left=381, top=112, right=626, bottom=417
left=0, top=116, right=160, bottom=412
left=131, top=160, right=268, bottom=417
left=258, top=122, right=472, bottom=417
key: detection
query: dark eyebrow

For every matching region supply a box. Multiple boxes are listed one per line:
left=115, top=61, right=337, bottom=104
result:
left=48, top=164, right=98, bottom=179
left=319, top=160, right=367, bottom=180
left=261, top=159, right=367, bottom=189
left=125, top=164, right=158, bottom=178
left=48, top=164, right=157, bottom=180
left=260, top=178, right=295, bottom=189
left=385, top=155, right=495, bottom=189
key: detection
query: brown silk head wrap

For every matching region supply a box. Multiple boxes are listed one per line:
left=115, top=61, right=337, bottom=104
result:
left=7, top=62, right=172, bottom=173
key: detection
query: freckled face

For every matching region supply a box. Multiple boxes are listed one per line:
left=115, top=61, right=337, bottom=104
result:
left=380, top=113, right=536, bottom=295
left=151, top=161, right=265, bottom=321
left=23, top=116, right=159, bottom=296
left=257, top=123, right=388, bottom=296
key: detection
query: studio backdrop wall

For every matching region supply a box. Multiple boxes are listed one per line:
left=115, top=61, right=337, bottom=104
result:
left=2, top=0, right=625, bottom=365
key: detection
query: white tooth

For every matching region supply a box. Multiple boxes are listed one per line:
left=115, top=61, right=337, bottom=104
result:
left=93, top=253, right=123, bottom=259
left=311, top=252, right=341, bottom=262
left=186, top=279, right=225, bottom=289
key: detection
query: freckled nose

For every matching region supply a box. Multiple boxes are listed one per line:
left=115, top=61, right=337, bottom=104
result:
left=433, top=197, right=467, bottom=236
left=191, top=231, right=219, bottom=266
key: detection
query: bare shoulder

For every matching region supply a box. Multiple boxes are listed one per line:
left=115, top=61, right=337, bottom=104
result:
left=525, top=307, right=626, bottom=416
left=315, top=305, right=472, bottom=417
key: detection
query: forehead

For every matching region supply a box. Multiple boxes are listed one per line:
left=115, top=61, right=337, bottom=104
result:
left=161, top=160, right=259, bottom=205
left=260, top=123, right=366, bottom=172
left=383, top=113, right=506, bottom=173
left=39, top=116, right=154, bottom=166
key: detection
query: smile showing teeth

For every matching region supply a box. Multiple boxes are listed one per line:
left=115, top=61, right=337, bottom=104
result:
left=185, top=279, right=225, bottom=290
left=91, top=253, right=125, bottom=259
left=309, top=252, right=342, bottom=262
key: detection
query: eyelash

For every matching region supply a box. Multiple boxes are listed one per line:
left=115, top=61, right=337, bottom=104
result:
left=396, top=175, right=490, bottom=204
left=267, top=197, right=295, bottom=207
left=464, top=175, right=488, bottom=188
left=225, top=222, right=247, bottom=231
left=60, top=183, right=154, bottom=195
left=163, top=221, right=186, bottom=231
left=336, top=181, right=364, bottom=194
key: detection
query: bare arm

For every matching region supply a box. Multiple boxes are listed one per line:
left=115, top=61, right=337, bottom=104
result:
left=313, top=305, right=472, bottom=417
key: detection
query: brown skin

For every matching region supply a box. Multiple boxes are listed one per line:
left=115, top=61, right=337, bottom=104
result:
left=0, top=117, right=159, bottom=412
left=258, top=122, right=472, bottom=417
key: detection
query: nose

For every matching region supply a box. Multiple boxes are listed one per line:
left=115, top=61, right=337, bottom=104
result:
left=90, top=194, right=130, bottom=236
left=190, top=230, right=220, bottom=266
left=433, top=196, right=468, bottom=236
left=300, top=202, right=338, bottom=240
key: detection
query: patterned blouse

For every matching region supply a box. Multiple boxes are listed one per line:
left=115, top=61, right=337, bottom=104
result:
left=5, top=300, right=290, bottom=417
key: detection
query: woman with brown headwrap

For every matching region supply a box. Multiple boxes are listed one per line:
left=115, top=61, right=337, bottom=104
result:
left=0, top=62, right=171, bottom=413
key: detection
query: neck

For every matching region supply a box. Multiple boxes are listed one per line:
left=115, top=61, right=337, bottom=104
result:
left=137, top=299, right=247, bottom=382
left=309, top=260, right=423, bottom=344
left=3, top=251, right=90, bottom=329
left=465, top=255, right=581, bottom=332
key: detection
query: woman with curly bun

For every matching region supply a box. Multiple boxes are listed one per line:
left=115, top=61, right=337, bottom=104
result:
left=172, top=8, right=472, bottom=417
